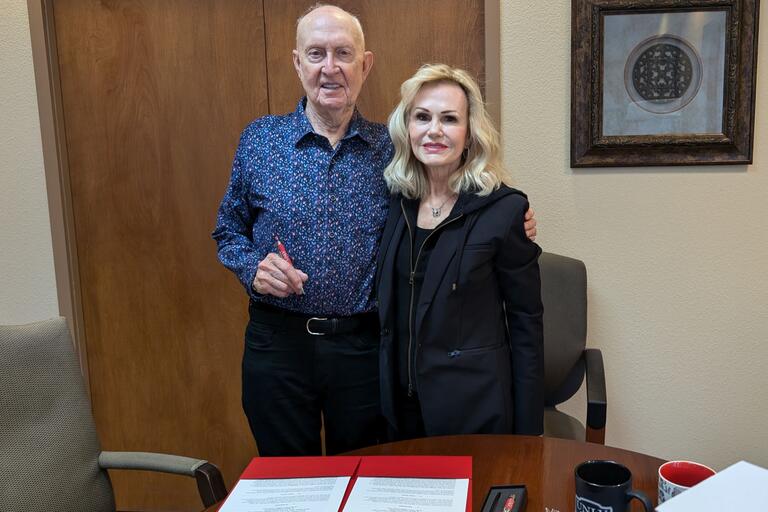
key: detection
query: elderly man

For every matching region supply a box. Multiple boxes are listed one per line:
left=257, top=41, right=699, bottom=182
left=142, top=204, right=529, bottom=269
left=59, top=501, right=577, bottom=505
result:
left=213, top=4, right=536, bottom=456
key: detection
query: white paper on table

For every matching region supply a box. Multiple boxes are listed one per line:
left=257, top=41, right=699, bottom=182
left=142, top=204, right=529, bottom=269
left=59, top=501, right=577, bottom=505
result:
left=656, top=460, right=768, bottom=511
left=218, top=476, right=350, bottom=512
left=342, top=476, right=469, bottom=512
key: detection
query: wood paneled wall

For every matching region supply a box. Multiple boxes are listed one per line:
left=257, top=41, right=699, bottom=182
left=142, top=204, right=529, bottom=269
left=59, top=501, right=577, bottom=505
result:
left=51, top=0, right=267, bottom=508
left=45, top=0, right=485, bottom=509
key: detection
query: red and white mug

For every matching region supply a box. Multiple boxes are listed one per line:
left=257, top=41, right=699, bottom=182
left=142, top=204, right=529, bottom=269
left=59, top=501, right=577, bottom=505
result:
left=658, top=460, right=716, bottom=504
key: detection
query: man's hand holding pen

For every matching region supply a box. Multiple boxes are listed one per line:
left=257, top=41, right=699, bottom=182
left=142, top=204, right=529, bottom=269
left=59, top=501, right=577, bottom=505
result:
left=252, top=237, right=307, bottom=297
left=253, top=253, right=307, bottom=297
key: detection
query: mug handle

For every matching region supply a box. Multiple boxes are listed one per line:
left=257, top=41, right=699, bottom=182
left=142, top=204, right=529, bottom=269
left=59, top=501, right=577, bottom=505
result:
left=627, top=489, right=654, bottom=512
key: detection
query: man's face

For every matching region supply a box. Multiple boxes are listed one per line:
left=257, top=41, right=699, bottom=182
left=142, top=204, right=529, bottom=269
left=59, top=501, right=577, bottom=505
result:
left=293, top=10, right=373, bottom=117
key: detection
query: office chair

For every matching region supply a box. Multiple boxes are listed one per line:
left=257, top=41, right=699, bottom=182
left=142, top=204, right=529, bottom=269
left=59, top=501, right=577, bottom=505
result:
left=539, top=252, right=607, bottom=444
left=0, top=317, right=227, bottom=512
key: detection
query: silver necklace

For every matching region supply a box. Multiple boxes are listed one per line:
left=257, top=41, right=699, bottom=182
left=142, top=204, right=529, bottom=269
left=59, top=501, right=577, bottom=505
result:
left=427, top=194, right=455, bottom=218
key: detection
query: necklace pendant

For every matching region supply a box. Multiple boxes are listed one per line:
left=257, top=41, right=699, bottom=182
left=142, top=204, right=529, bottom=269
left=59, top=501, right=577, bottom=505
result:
left=431, top=208, right=441, bottom=218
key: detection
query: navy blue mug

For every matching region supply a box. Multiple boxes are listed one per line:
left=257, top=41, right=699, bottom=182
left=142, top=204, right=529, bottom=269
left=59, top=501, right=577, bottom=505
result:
left=575, top=460, right=653, bottom=512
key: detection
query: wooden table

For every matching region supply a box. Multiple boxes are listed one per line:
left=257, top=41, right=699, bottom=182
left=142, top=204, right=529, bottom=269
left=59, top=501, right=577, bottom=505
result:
left=206, top=435, right=665, bottom=512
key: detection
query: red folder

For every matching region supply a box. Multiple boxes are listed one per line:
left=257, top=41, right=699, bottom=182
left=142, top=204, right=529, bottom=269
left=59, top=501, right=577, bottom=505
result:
left=357, top=455, right=472, bottom=479
left=239, top=456, right=361, bottom=479
left=228, top=455, right=472, bottom=512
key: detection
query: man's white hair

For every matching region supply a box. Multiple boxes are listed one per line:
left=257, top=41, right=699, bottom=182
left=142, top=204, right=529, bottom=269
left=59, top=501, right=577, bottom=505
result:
left=295, top=3, right=366, bottom=49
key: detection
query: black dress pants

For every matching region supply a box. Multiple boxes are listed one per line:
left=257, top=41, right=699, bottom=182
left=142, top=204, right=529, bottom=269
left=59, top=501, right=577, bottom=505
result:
left=242, top=304, right=383, bottom=456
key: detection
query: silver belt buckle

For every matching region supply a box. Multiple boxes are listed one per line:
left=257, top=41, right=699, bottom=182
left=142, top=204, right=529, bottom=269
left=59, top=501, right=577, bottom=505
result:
left=306, top=317, right=328, bottom=336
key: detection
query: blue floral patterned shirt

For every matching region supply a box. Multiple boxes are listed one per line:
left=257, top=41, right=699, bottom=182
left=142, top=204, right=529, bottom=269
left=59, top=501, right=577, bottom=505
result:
left=212, top=99, right=392, bottom=315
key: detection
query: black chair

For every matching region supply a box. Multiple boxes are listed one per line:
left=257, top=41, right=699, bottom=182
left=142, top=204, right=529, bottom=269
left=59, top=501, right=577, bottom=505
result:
left=0, top=317, right=227, bottom=511
left=539, top=252, right=607, bottom=444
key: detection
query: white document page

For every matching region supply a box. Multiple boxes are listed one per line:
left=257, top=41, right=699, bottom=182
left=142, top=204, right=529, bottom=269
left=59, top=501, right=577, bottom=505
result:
left=342, top=476, right=469, bottom=512
left=656, top=461, right=768, bottom=511
left=218, top=476, right=350, bottom=512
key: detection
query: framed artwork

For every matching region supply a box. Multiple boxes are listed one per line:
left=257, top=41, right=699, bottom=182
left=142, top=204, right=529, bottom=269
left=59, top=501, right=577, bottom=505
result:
left=571, top=0, right=760, bottom=167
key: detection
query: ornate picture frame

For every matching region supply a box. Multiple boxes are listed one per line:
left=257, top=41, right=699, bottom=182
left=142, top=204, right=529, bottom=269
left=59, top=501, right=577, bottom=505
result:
left=571, top=0, right=760, bottom=167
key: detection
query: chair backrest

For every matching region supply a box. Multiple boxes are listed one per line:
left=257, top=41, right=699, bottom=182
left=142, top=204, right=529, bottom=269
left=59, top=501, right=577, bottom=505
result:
left=0, top=317, right=115, bottom=512
left=539, top=252, right=588, bottom=407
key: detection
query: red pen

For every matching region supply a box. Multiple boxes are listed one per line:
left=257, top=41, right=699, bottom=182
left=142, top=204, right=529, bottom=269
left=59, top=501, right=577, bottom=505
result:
left=274, top=234, right=303, bottom=295
left=274, top=234, right=293, bottom=265
left=503, top=494, right=516, bottom=512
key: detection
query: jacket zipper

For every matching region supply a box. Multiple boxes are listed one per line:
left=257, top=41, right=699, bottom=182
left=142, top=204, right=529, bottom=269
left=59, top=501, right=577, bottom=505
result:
left=401, top=199, right=463, bottom=397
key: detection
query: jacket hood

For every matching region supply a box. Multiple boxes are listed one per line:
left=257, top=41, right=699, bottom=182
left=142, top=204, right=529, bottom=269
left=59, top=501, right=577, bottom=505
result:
left=454, top=184, right=527, bottom=217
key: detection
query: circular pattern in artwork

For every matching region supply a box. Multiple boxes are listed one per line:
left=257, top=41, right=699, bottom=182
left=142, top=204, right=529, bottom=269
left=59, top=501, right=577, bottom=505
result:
left=624, top=35, right=702, bottom=114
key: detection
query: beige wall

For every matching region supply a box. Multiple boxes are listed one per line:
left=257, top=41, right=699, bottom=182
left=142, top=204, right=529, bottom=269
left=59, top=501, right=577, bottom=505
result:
left=501, top=1, right=768, bottom=469
left=3, top=0, right=766, bottom=469
left=0, top=1, right=58, bottom=324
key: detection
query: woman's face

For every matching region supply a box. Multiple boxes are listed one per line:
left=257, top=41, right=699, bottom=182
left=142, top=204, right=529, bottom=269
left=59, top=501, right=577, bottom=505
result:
left=408, top=81, right=469, bottom=175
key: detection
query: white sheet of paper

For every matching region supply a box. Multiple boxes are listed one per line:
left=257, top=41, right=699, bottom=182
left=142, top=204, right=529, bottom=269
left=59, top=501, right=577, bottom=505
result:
left=218, top=476, right=350, bottom=512
left=342, top=476, right=469, bottom=512
left=656, top=460, right=768, bottom=511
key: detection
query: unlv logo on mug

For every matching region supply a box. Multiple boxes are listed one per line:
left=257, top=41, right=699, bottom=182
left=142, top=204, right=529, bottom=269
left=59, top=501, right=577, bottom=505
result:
left=575, top=497, right=612, bottom=512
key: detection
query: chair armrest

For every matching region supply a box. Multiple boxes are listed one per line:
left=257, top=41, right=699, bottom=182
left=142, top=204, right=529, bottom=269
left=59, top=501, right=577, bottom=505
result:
left=584, top=348, right=607, bottom=444
left=99, top=451, right=227, bottom=507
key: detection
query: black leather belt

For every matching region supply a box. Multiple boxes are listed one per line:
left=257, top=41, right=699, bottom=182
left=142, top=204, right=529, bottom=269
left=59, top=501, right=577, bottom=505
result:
left=248, top=301, right=378, bottom=336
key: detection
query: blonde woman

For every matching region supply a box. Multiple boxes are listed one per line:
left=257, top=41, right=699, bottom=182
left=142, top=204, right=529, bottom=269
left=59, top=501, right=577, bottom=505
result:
left=375, top=64, right=544, bottom=439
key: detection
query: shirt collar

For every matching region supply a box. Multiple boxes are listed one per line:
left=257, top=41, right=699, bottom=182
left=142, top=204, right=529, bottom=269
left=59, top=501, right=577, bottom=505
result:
left=292, top=97, right=375, bottom=147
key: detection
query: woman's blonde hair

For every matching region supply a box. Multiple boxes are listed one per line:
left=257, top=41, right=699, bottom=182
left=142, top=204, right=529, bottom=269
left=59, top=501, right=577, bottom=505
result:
left=384, top=63, right=510, bottom=198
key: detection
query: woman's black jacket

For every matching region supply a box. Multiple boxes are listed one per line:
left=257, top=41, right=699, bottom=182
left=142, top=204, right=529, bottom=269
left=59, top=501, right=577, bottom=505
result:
left=375, top=185, right=544, bottom=436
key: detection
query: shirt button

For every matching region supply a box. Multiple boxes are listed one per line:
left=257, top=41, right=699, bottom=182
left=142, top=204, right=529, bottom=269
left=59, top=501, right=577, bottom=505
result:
left=381, top=328, right=390, bottom=336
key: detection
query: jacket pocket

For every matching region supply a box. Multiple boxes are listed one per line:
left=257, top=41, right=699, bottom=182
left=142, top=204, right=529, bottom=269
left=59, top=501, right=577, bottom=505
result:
left=463, top=242, right=493, bottom=251
left=448, top=342, right=504, bottom=358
